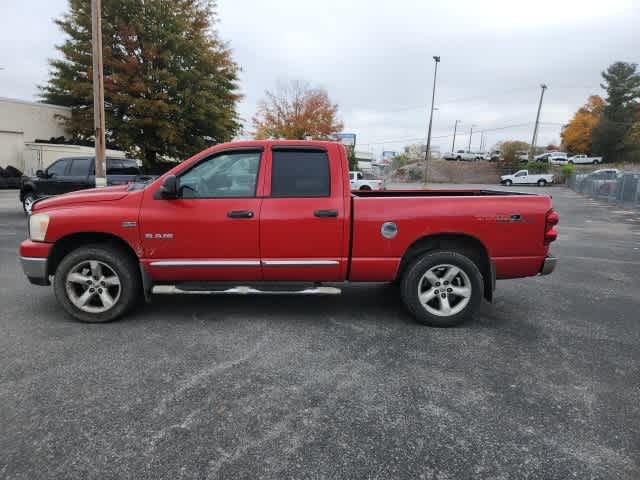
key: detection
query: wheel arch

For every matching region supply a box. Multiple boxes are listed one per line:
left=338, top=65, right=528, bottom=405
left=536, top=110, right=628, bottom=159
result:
left=20, top=184, right=35, bottom=202
left=396, top=233, right=494, bottom=301
left=47, top=232, right=140, bottom=276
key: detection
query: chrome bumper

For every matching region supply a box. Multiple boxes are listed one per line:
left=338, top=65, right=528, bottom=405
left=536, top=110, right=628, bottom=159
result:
left=20, top=256, right=50, bottom=286
left=540, top=256, right=557, bottom=275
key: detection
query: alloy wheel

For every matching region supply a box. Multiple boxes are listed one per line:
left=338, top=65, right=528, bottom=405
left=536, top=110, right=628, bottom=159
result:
left=65, top=260, right=122, bottom=313
left=417, top=264, right=472, bottom=317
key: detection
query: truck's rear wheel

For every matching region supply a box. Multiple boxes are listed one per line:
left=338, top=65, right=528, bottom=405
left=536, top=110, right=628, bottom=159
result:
left=504, top=179, right=513, bottom=186
left=537, top=179, right=547, bottom=187
left=400, top=251, right=483, bottom=327
left=359, top=185, right=372, bottom=191
left=53, top=244, right=140, bottom=323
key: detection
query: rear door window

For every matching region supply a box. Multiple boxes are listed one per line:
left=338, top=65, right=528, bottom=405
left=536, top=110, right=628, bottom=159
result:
left=69, top=158, right=91, bottom=176
left=271, top=150, right=330, bottom=197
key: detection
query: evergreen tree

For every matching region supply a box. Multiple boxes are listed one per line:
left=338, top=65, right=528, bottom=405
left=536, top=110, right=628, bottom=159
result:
left=41, top=0, right=241, bottom=167
left=591, top=62, right=640, bottom=161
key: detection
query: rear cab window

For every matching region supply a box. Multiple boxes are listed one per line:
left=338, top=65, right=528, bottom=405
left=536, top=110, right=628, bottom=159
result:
left=271, top=149, right=330, bottom=197
left=69, top=158, right=92, bottom=176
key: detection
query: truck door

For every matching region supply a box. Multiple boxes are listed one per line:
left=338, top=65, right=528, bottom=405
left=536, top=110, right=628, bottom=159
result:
left=140, top=148, right=264, bottom=282
left=259, top=146, right=346, bottom=281
left=39, top=158, right=71, bottom=196
left=67, top=157, right=92, bottom=192
left=513, top=170, right=528, bottom=184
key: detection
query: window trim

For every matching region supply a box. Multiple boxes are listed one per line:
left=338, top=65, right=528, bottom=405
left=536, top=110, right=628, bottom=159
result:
left=269, top=148, right=332, bottom=199
left=174, top=148, right=263, bottom=200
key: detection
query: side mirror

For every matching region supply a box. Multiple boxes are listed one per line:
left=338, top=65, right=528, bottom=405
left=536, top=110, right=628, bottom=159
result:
left=35, top=170, right=45, bottom=178
left=159, top=175, right=178, bottom=199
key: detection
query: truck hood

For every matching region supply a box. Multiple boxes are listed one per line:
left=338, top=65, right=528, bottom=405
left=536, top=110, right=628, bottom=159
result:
left=33, top=185, right=130, bottom=212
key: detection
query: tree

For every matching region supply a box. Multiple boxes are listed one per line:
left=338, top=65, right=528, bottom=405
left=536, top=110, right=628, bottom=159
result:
left=623, top=120, right=640, bottom=153
left=252, top=80, right=343, bottom=140
left=346, top=146, right=358, bottom=171
left=500, top=140, right=530, bottom=162
left=591, top=62, right=640, bottom=161
left=41, top=0, right=241, bottom=167
left=561, top=95, right=604, bottom=154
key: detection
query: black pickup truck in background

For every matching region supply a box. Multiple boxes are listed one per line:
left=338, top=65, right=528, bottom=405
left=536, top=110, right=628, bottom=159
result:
left=19, top=156, right=153, bottom=213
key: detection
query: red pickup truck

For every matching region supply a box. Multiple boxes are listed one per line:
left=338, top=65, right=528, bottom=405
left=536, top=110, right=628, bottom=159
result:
left=20, top=140, right=558, bottom=326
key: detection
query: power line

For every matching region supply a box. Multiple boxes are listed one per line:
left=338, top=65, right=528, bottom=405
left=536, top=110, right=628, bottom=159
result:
left=349, top=85, right=603, bottom=114
left=359, top=121, right=568, bottom=147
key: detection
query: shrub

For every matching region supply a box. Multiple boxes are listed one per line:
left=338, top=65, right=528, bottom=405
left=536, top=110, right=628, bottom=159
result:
left=407, top=167, right=424, bottom=181
left=561, top=163, right=575, bottom=177
left=525, top=161, right=550, bottom=173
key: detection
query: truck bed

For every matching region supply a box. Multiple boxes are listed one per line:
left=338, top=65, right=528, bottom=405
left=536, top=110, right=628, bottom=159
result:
left=349, top=190, right=553, bottom=282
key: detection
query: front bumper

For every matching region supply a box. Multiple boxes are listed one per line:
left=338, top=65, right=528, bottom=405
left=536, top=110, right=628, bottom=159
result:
left=19, top=240, right=52, bottom=286
left=20, top=256, right=50, bottom=285
left=539, top=256, right=557, bottom=275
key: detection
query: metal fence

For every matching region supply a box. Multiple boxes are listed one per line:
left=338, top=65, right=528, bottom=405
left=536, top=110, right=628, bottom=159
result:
left=567, top=171, right=640, bottom=208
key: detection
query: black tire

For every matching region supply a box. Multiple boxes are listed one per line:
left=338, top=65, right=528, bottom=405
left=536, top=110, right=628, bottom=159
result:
left=504, top=179, right=513, bottom=186
left=22, top=191, right=37, bottom=214
left=568, top=160, right=574, bottom=164
left=400, top=250, right=484, bottom=327
left=53, top=244, right=140, bottom=323
left=456, top=156, right=462, bottom=161
left=537, top=179, right=547, bottom=187
left=359, top=185, right=372, bottom=191
left=593, top=159, right=600, bottom=164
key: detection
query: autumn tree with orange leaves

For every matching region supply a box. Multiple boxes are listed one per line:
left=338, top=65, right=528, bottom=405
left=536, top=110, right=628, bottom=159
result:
left=561, top=95, right=605, bottom=155
left=252, top=80, right=343, bottom=140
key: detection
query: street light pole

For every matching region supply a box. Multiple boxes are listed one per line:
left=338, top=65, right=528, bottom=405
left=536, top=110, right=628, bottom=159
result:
left=467, top=125, right=476, bottom=151
left=423, top=55, right=440, bottom=185
left=529, top=84, right=548, bottom=161
left=91, top=0, right=107, bottom=187
left=451, top=120, right=460, bottom=152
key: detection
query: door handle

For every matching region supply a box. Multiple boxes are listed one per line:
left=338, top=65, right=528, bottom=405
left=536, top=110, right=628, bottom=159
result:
left=227, top=210, right=254, bottom=218
left=314, top=209, right=339, bottom=218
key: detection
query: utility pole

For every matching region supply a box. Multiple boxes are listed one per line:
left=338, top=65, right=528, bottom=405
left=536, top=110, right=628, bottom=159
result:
left=479, top=132, right=484, bottom=152
left=467, top=125, right=476, bottom=151
left=423, top=55, right=440, bottom=185
left=451, top=120, right=460, bottom=152
left=91, top=0, right=107, bottom=187
left=529, top=84, right=548, bottom=161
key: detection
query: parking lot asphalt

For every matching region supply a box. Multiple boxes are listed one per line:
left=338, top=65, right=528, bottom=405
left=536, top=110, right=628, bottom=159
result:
left=1, top=186, right=639, bottom=479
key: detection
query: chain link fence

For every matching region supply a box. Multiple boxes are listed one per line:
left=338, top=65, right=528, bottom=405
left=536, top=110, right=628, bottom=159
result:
left=567, top=170, right=640, bottom=208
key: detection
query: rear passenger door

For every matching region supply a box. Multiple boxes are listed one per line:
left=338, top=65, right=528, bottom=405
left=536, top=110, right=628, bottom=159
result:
left=67, top=157, right=93, bottom=192
left=259, top=147, right=346, bottom=281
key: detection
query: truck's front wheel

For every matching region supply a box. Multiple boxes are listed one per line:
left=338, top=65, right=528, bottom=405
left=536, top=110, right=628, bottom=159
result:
left=400, top=251, right=484, bottom=327
left=53, top=244, right=140, bottom=323
left=22, top=192, right=36, bottom=214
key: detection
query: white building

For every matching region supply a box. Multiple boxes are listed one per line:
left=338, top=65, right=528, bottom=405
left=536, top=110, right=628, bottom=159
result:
left=0, top=97, right=70, bottom=171
left=0, top=97, right=127, bottom=175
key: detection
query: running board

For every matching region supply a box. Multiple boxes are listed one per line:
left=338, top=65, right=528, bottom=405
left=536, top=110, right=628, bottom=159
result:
left=152, top=285, right=342, bottom=296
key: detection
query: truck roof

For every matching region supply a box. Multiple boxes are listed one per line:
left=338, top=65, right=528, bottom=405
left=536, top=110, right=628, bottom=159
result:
left=215, top=139, right=340, bottom=149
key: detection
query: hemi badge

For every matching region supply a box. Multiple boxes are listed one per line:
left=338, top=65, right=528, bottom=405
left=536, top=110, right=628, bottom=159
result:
left=122, top=221, right=137, bottom=228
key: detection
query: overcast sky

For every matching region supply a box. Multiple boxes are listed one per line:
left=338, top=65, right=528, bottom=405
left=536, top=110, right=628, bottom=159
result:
left=1, top=0, right=638, bottom=156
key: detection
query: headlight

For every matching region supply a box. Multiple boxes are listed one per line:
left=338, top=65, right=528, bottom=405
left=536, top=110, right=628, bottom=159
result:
left=29, top=214, right=50, bottom=242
